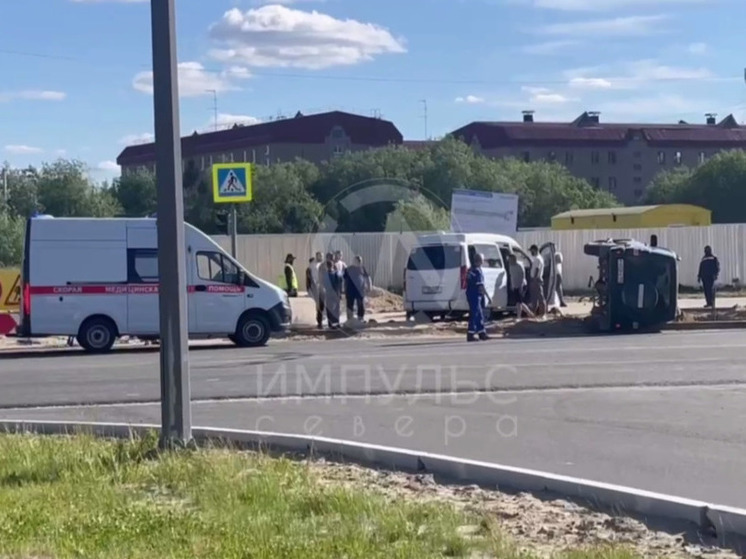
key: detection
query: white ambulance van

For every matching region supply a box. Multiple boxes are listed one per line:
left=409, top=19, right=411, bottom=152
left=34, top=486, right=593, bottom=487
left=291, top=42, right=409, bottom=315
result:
left=17, top=216, right=292, bottom=353
left=403, top=232, right=556, bottom=320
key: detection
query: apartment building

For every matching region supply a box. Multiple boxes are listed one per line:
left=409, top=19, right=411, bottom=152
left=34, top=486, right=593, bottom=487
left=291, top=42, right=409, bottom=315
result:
left=450, top=111, right=746, bottom=204
left=116, top=110, right=404, bottom=176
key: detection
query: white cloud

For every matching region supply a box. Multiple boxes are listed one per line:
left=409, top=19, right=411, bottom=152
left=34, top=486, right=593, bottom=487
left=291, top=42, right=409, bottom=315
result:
left=4, top=145, right=43, bottom=154
left=54, top=149, right=68, bottom=156
left=522, top=40, right=580, bottom=55
left=537, top=15, right=669, bottom=36
left=207, top=5, right=406, bottom=70
left=522, top=0, right=708, bottom=10
left=521, top=86, right=575, bottom=104
left=70, top=0, right=146, bottom=3
left=97, top=161, right=120, bottom=171
left=132, top=62, right=250, bottom=98
left=0, top=90, right=66, bottom=102
left=568, top=77, right=613, bottom=89
left=688, top=42, right=707, bottom=55
left=455, top=95, right=485, bottom=104
left=597, top=94, right=704, bottom=119
left=209, top=113, right=262, bottom=131
left=119, top=132, right=155, bottom=145
left=564, top=59, right=714, bottom=89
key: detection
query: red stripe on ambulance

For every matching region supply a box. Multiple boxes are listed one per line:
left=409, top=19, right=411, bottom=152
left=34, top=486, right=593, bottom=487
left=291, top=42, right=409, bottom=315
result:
left=29, top=284, right=245, bottom=295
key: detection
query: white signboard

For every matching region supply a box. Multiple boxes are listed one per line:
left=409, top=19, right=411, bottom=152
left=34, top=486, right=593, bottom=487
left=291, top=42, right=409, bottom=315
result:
left=449, top=189, right=519, bottom=235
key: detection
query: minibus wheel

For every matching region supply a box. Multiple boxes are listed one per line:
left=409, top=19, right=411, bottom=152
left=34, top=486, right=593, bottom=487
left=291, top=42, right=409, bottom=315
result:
left=77, top=316, right=117, bottom=353
left=234, top=312, right=271, bottom=347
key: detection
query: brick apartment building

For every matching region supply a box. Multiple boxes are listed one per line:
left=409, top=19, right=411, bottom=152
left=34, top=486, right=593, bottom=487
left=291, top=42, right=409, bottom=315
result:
left=450, top=111, right=746, bottom=204
left=116, top=110, right=404, bottom=176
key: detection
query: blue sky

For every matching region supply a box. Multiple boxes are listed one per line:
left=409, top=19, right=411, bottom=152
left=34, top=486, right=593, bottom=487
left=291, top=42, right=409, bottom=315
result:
left=2, top=0, right=745, bottom=181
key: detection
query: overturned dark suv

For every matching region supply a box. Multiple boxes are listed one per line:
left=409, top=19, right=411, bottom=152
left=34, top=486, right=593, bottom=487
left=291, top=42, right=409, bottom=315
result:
left=584, top=237, right=679, bottom=333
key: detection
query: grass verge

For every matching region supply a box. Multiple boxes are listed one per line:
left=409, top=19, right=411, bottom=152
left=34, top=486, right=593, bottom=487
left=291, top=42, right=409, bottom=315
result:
left=0, top=433, right=678, bottom=558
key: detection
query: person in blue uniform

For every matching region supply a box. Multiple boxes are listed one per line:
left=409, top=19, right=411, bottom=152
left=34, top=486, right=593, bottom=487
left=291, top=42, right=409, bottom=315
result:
left=466, top=253, right=490, bottom=342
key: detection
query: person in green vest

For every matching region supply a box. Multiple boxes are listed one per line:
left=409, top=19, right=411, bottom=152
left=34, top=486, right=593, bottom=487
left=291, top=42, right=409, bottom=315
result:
left=278, top=253, right=298, bottom=297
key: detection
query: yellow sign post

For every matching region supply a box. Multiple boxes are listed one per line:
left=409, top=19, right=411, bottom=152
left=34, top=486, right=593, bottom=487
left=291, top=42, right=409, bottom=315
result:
left=212, top=163, right=253, bottom=258
left=0, top=269, right=20, bottom=312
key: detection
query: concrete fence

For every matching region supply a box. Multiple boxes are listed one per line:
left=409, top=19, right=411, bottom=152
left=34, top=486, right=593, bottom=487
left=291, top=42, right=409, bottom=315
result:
left=213, top=224, right=746, bottom=292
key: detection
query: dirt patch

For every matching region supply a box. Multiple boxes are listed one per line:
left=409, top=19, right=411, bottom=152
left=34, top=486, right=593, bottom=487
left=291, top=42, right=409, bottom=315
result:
left=678, top=305, right=746, bottom=323
left=367, top=287, right=403, bottom=313
left=309, top=460, right=737, bottom=559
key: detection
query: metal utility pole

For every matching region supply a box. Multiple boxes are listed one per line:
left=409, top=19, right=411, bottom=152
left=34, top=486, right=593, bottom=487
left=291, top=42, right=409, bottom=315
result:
left=420, top=99, right=428, bottom=140
left=207, top=89, right=218, bottom=131
left=150, top=0, right=192, bottom=448
left=230, top=206, right=238, bottom=258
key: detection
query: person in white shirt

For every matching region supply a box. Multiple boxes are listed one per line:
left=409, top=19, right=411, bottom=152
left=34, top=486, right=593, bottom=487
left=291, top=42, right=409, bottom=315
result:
left=528, top=245, right=546, bottom=317
left=333, top=250, right=347, bottom=273
left=555, top=251, right=567, bottom=307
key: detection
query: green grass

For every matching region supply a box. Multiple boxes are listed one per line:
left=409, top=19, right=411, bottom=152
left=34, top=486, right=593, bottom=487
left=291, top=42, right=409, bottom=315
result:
left=0, top=433, right=643, bottom=558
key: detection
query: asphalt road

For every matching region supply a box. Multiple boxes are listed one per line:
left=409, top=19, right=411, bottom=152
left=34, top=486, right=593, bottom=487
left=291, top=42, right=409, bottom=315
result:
left=1, top=331, right=746, bottom=507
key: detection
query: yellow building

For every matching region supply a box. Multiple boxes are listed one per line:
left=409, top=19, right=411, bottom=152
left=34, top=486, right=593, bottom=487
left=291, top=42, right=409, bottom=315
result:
left=551, top=204, right=711, bottom=230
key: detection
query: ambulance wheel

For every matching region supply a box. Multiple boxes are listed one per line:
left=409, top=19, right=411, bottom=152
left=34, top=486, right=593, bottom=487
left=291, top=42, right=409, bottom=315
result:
left=77, top=316, right=117, bottom=353
left=234, top=313, right=271, bottom=347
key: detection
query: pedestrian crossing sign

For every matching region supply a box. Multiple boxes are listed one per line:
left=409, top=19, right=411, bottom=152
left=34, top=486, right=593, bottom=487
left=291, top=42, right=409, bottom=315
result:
left=212, top=163, right=253, bottom=203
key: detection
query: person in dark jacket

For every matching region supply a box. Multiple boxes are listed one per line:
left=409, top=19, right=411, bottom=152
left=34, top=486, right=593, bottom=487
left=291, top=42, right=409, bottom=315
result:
left=321, top=258, right=343, bottom=328
left=343, top=255, right=371, bottom=321
left=698, top=245, right=720, bottom=308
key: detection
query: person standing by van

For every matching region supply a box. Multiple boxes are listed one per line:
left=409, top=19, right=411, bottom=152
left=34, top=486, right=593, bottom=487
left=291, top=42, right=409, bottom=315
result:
left=321, top=255, right=343, bottom=328
left=555, top=250, right=567, bottom=308
left=279, top=254, right=298, bottom=297
left=508, top=253, right=532, bottom=320
left=344, top=255, right=371, bottom=322
left=466, top=253, right=489, bottom=342
left=528, top=245, right=546, bottom=317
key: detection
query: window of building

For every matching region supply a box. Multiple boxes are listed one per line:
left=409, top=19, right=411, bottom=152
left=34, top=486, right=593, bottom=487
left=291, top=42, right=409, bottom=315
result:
left=332, top=145, right=344, bottom=157
left=591, top=177, right=600, bottom=189
left=634, top=189, right=643, bottom=198
left=128, top=249, right=158, bottom=283
left=674, top=151, right=682, bottom=165
left=196, top=251, right=240, bottom=284
left=633, top=151, right=642, bottom=159
left=565, top=152, right=574, bottom=165
left=608, top=151, right=617, bottom=164
left=330, top=126, right=345, bottom=139
left=657, top=151, right=666, bottom=164
left=608, top=177, right=617, bottom=190
left=591, top=151, right=600, bottom=164
left=633, top=177, right=642, bottom=184
left=522, top=152, right=530, bottom=162
left=699, top=152, right=706, bottom=164
left=633, top=163, right=642, bottom=172
left=548, top=151, right=556, bottom=161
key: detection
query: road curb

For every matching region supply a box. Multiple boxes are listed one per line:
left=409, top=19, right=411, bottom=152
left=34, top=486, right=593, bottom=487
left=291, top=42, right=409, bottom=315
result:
left=1, top=419, right=745, bottom=551
left=663, top=321, right=746, bottom=331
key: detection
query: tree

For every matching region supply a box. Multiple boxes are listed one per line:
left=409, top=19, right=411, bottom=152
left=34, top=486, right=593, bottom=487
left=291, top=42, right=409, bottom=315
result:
left=385, top=194, right=451, bottom=232
left=643, top=167, right=692, bottom=205
left=237, top=162, right=322, bottom=234
left=35, top=160, right=120, bottom=217
left=642, top=150, right=746, bottom=223
left=111, top=169, right=157, bottom=217
left=0, top=215, right=24, bottom=267
left=312, top=146, right=428, bottom=232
